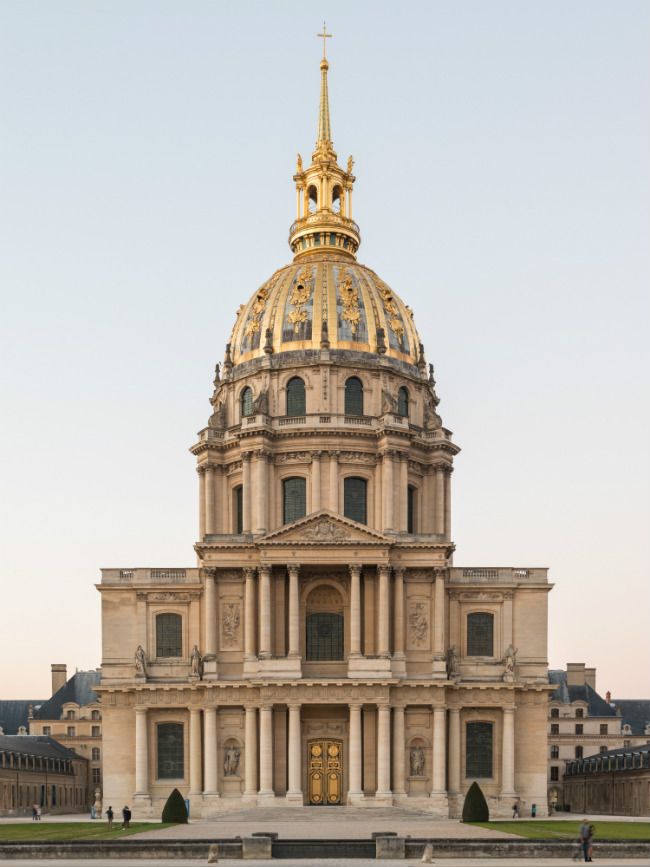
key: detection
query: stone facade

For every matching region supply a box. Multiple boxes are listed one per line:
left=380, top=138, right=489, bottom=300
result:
left=98, top=47, right=553, bottom=819
left=564, top=744, right=650, bottom=816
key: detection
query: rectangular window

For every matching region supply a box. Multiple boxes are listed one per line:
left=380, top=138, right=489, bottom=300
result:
left=550, top=724, right=559, bottom=735
left=465, top=721, right=493, bottom=778
left=575, top=724, right=583, bottom=735
left=550, top=766, right=559, bottom=781
left=599, top=745, right=607, bottom=753
left=67, top=727, right=75, bottom=737
left=283, top=477, right=307, bottom=523
left=575, top=746, right=583, bottom=759
left=91, top=726, right=100, bottom=737
left=235, top=486, right=243, bottom=534
left=550, top=745, right=559, bottom=759
left=466, top=612, right=494, bottom=656
left=343, top=477, right=367, bottom=524
left=92, top=768, right=101, bottom=784
left=156, top=613, right=183, bottom=657
left=550, top=708, right=559, bottom=718
left=43, top=727, right=51, bottom=736
left=600, top=724, right=608, bottom=735
left=306, top=612, right=344, bottom=661
left=407, top=485, right=416, bottom=533
left=157, top=722, right=184, bottom=779
left=575, top=708, right=584, bottom=718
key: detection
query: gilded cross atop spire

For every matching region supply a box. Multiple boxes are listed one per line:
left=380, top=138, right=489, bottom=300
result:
left=316, top=23, right=333, bottom=155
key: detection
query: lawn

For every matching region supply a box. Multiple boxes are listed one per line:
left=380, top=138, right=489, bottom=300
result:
left=0, top=822, right=171, bottom=842
left=474, top=820, right=650, bottom=840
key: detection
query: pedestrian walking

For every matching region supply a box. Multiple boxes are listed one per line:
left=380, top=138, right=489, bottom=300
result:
left=36, top=805, right=41, bottom=821
left=512, top=800, right=520, bottom=819
left=105, top=806, right=114, bottom=830
left=579, top=818, right=594, bottom=862
left=31, top=804, right=38, bottom=821
left=531, top=803, right=537, bottom=818
left=121, top=805, right=131, bottom=829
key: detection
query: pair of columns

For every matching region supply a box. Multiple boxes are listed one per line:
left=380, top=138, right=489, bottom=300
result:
left=242, top=565, right=300, bottom=660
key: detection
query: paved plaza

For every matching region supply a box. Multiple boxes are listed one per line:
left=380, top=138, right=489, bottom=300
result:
left=1, top=860, right=649, bottom=867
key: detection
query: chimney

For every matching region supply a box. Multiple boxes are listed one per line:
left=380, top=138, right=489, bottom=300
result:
left=51, top=663, right=67, bottom=696
left=584, top=667, right=596, bottom=691
left=566, top=662, right=586, bottom=687
left=606, top=691, right=611, bottom=704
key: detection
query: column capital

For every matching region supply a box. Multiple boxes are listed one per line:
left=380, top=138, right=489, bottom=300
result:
left=243, top=566, right=256, bottom=580
left=349, top=564, right=362, bottom=579
left=287, top=563, right=301, bottom=578
left=134, top=706, right=148, bottom=716
left=241, top=451, right=253, bottom=463
left=258, top=564, right=272, bottom=577
left=378, top=564, right=392, bottom=578
left=287, top=702, right=302, bottom=712
left=200, top=567, right=218, bottom=580
left=312, top=450, right=322, bottom=460
left=503, top=705, right=517, bottom=714
left=394, top=566, right=405, bottom=579
left=259, top=703, right=273, bottom=712
left=433, top=567, right=447, bottom=580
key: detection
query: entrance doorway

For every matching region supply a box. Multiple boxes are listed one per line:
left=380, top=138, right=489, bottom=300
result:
left=307, top=739, right=342, bottom=805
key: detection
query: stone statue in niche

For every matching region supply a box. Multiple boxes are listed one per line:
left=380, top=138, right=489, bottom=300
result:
left=190, top=645, right=203, bottom=679
left=381, top=389, right=397, bottom=413
left=410, top=745, right=425, bottom=777
left=222, top=603, right=241, bottom=647
left=223, top=745, right=241, bottom=777
left=408, top=601, right=428, bottom=647
left=446, top=644, right=460, bottom=679
left=503, top=644, right=518, bottom=681
left=134, top=645, right=147, bottom=677
left=253, top=389, right=268, bottom=414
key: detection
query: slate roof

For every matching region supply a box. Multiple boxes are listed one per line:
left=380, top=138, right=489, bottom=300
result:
left=0, top=735, right=82, bottom=760
left=0, top=700, right=44, bottom=735
left=611, top=699, right=650, bottom=736
left=32, top=670, right=100, bottom=721
left=548, top=669, right=617, bottom=717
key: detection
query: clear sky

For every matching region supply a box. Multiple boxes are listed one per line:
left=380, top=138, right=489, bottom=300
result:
left=0, top=1, right=648, bottom=700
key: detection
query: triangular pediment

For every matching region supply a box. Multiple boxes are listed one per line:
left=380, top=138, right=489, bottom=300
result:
left=257, top=510, right=390, bottom=546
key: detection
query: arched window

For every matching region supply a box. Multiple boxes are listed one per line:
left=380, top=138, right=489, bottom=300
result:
left=332, top=185, right=342, bottom=214
left=307, top=185, right=318, bottom=214
left=283, top=477, right=306, bottom=523
left=575, top=708, right=584, bottom=719
left=156, top=613, right=182, bottom=658
left=466, top=612, right=494, bottom=656
left=344, top=376, right=363, bottom=416
left=234, top=485, right=243, bottom=534
left=466, top=721, right=493, bottom=778
left=306, top=612, right=344, bottom=660
left=157, top=722, right=184, bottom=779
left=240, top=386, right=253, bottom=418
left=407, top=485, right=416, bottom=533
left=66, top=710, right=76, bottom=720
left=397, top=386, right=409, bottom=417
left=550, top=707, right=559, bottom=718
left=286, top=377, right=306, bottom=416
left=344, top=477, right=367, bottom=525
left=91, top=748, right=100, bottom=761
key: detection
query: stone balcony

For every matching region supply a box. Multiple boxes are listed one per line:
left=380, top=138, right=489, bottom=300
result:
left=448, top=567, right=548, bottom=584
left=101, top=567, right=200, bottom=585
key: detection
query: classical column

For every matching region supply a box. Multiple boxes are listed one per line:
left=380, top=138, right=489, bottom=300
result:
left=393, top=568, right=405, bottom=659
left=501, top=707, right=516, bottom=795
left=286, top=704, right=302, bottom=803
left=378, top=566, right=391, bottom=657
left=431, top=706, right=446, bottom=796
left=433, top=568, right=445, bottom=658
left=376, top=704, right=392, bottom=798
left=242, top=452, right=252, bottom=533
left=382, top=452, right=394, bottom=531
left=444, top=466, right=453, bottom=538
left=287, top=564, right=300, bottom=657
left=258, top=565, right=272, bottom=659
left=329, top=451, right=339, bottom=512
left=348, top=704, right=362, bottom=801
left=399, top=453, right=408, bottom=532
left=349, top=565, right=362, bottom=657
left=198, top=467, right=206, bottom=539
left=244, top=707, right=258, bottom=799
left=258, top=705, right=274, bottom=799
left=203, top=707, right=219, bottom=796
left=311, top=451, right=321, bottom=512
left=448, top=707, right=461, bottom=795
left=254, top=451, right=268, bottom=534
left=244, top=567, right=256, bottom=660
left=189, top=708, right=202, bottom=795
left=134, top=707, right=149, bottom=795
left=204, top=570, right=217, bottom=660
left=434, top=465, right=445, bottom=535
left=392, top=706, right=406, bottom=797
left=205, top=464, right=216, bottom=535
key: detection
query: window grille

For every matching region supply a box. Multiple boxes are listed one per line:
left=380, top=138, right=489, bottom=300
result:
left=157, top=722, right=184, bottom=779
left=407, top=485, right=416, bottom=533
left=306, top=613, right=344, bottom=661
left=344, top=377, right=363, bottom=416
left=600, top=724, right=608, bottom=735
left=466, top=612, right=494, bottom=656
left=575, top=724, right=583, bottom=735
left=91, top=726, right=100, bottom=737
left=92, top=768, right=101, bottom=784
left=550, top=766, right=559, bottom=781
left=283, top=477, right=306, bottom=523
left=91, top=748, right=100, bottom=761
left=550, top=708, right=559, bottom=718
left=575, top=746, right=583, bottom=759
left=286, top=377, right=306, bottom=416
left=575, top=708, right=584, bottom=718
left=344, top=477, right=367, bottom=524
left=234, top=486, right=243, bottom=534
left=156, top=613, right=182, bottom=657
left=551, top=723, right=559, bottom=735
left=397, top=386, right=409, bottom=417
left=550, top=745, right=559, bottom=758
left=466, top=722, right=493, bottom=778
left=241, top=387, right=253, bottom=417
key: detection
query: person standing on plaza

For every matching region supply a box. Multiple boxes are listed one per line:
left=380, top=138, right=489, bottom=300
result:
left=579, top=818, right=594, bottom=862
left=121, top=805, right=131, bottom=829
left=105, top=805, right=114, bottom=830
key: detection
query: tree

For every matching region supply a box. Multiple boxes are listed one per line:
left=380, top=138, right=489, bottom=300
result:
left=161, top=788, right=188, bottom=824
left=461, top=781, right=489, bottom=822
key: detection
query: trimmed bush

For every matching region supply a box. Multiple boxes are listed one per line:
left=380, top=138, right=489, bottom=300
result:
left=461, top=781, right=489, bottom=822
left=161, top=788, right=188, bottom=824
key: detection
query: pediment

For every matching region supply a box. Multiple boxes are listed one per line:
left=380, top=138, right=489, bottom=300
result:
left=257, top=511, right=390, bottom=546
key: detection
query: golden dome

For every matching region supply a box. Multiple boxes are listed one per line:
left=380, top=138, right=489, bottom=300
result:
left=229, top=255, right=423, bottom=367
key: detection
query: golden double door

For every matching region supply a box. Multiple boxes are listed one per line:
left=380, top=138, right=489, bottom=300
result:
left=307, top=739, right=343, bottom=805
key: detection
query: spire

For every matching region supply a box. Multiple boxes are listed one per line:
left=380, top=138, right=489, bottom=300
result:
left=315, top=23, right=335, bottom=159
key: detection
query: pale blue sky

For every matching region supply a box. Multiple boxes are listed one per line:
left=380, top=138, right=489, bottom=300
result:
left=0, top=1, right=648, bottom=698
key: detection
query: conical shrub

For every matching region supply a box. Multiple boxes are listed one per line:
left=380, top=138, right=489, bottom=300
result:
left=461, top=781, right=489, bottom=822
left=161, top=787, right=188, bottom=823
